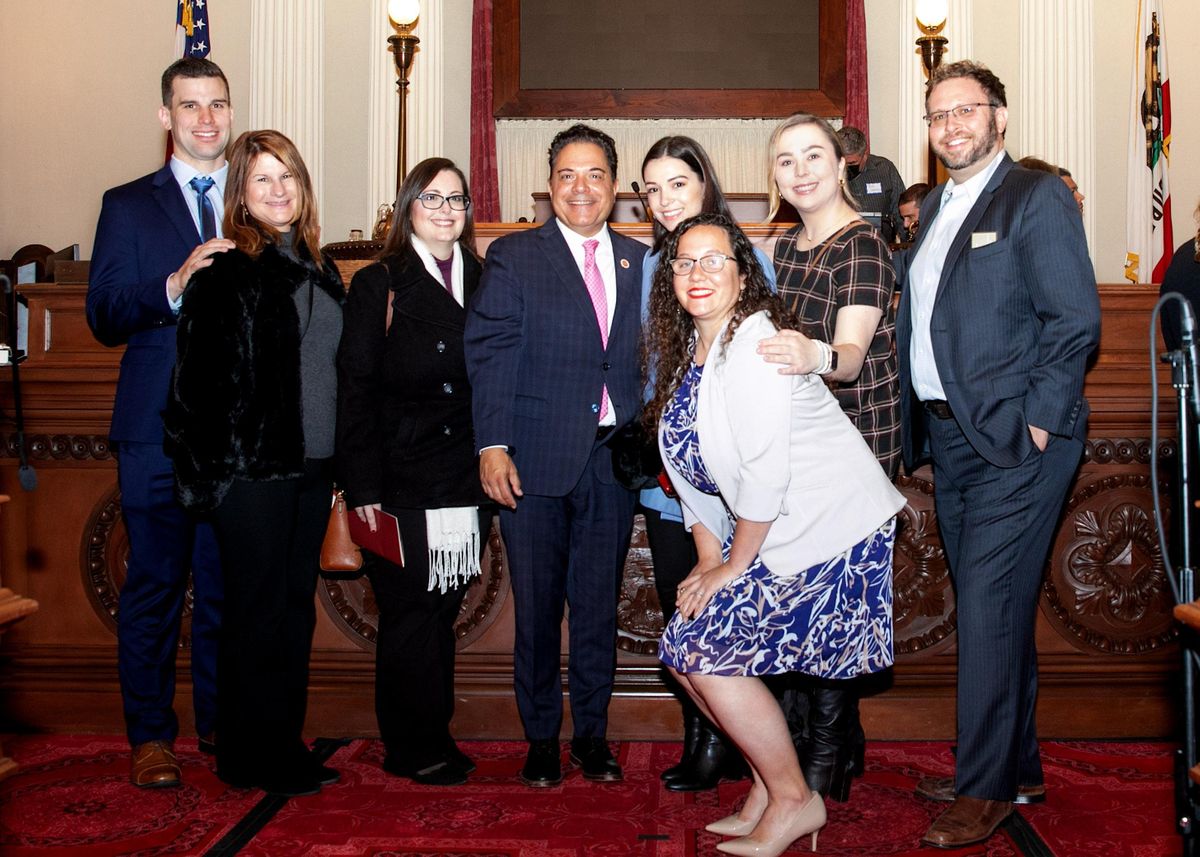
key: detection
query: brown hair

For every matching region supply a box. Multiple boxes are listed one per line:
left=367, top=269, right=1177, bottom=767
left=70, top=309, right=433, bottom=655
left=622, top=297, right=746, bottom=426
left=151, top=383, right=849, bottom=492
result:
left=222, top=130, right=323, bottom=270
left=641, top=136, right=735, bottom=254
left=1016, top=156, right=1059, bottom=176
left=161, top=57, right=229, bottom=107
left=925, top=60, right=1007, bottom=109
left=379, top=157, right=478, bottom=264
left=766, top=113, right=858, bottom=220
left=642, top=213, right=799, bottom=429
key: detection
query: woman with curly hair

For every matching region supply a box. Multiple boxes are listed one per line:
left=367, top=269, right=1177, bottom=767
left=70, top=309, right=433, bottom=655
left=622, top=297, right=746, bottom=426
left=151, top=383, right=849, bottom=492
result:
left=645, top=213, right=904, bottom=855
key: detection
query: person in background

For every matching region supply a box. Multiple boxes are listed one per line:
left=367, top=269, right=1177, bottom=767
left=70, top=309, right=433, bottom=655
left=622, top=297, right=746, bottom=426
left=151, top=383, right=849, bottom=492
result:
left=898, top=182, right=931, bottom=242
left=758, top=113, right=902, bottom=804
left=163, top=130, right=344, bottom=798
left=638, top=135, right=774, bottom=792
left=465, top=124, right=644, bottom=788
left=1058, top=167, right=1085, bottom=215
left=336, top=157, right=489, bottom=786
left=646, top=213, right=905, bottom=856
left=836, top=125, right=906, bottom=244
left=1160, top=198, right=1200, bottom=348
left=86, top=56, right=231, bottom=789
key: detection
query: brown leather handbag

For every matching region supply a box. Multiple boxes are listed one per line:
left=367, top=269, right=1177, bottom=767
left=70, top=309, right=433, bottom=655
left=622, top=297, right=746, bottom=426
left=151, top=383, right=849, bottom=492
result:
left=320, top=490, right=363, bottom=572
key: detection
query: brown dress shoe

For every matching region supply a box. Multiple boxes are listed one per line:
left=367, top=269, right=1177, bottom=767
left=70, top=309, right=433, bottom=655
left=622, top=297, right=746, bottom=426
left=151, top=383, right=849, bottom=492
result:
left=916, top=775, right=1047, bottom=804
left=131, top=740, right=181, bottom=788
left=921, top=796, right=1013, bottom=848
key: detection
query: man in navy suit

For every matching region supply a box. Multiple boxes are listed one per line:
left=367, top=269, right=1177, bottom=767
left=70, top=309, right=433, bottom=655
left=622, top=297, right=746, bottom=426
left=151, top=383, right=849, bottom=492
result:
left=86, top=57, right=234, bottom=788
left=894, top=61, right=1101, bottom=848
left=465, top=124, right=643, bottom=787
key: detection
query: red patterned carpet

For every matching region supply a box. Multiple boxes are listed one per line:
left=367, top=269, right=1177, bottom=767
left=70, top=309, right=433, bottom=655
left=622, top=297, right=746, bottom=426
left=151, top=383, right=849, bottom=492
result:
left=0, top=735, right=1180, bottom=856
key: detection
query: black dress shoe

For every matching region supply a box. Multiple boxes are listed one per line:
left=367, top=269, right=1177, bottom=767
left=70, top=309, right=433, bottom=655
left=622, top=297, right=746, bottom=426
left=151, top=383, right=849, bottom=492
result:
left=257, top=771, right=322, bottom=798
left=445, top=742, right=477, bottom=775
left=569, top=737, right=623, bottom=782
left=198, top=733, right=218, bottom=756
left=309, top=762, right=340, bottom=785
left=520, top=739, right=562, bottom=787
left=382, top=755, right=468, bottom=786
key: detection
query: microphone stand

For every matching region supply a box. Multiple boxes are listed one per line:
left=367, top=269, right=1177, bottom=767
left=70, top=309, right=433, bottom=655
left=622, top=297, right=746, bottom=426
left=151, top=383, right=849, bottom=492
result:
left=1165, top=342, right=1198, bottom=851
left=0, top=273, right=36, bottom=492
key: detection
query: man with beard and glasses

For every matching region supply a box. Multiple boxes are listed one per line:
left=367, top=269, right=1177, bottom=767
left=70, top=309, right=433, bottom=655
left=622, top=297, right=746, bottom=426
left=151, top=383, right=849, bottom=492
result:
left=836, top=125, right=906, bottom=244
left=893, top=60, right=1099, bottom=849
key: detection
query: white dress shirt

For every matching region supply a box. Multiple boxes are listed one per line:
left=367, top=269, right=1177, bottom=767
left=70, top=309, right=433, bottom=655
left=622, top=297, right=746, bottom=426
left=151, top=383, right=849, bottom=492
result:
left=167, top=157, right=228, bottom=312
left=169, top=156, right=228, bottom=240
left=907, top=149, right=1006, bottom=401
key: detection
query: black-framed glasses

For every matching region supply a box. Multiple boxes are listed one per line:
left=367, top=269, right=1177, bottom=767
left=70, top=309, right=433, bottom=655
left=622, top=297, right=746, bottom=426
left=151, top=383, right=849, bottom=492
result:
left=417, top=192, right=471, bottom=210
left=923, top=102, right=996, bottom=127
left=669, top=254, right=731, bottom=276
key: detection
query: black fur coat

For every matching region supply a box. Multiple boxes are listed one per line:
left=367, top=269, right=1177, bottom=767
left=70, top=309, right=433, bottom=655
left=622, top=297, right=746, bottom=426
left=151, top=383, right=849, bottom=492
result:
left=163, top=242, right=344, bottom=512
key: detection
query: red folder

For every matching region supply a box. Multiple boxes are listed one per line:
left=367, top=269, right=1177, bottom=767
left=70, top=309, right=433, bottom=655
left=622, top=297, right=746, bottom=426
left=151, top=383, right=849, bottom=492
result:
left=348, top=509, right=406, bottom=567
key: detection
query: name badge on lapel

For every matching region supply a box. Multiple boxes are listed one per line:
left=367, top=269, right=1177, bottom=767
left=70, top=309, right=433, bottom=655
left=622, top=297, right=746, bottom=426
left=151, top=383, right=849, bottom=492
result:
left=971, top=232, right=998, bottom=249
left=619, top=258, right=630, bottom=269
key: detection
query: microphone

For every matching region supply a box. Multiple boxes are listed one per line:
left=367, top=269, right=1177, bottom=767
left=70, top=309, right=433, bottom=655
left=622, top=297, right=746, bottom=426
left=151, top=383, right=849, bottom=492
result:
left=630, top=181, right=651, bottom=223
left=1179, top=297, right=1200, bottom=420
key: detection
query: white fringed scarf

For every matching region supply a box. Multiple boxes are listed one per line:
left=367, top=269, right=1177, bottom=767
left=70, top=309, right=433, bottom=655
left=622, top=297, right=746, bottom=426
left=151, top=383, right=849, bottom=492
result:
left=425, top=507, right=481, bottom=593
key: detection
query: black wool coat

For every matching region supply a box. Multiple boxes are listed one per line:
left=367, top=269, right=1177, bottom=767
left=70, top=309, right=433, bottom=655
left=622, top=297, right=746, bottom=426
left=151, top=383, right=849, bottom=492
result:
left=335, top=249, right=489, bottom=511
left=163, top=242, right=345, bottom=512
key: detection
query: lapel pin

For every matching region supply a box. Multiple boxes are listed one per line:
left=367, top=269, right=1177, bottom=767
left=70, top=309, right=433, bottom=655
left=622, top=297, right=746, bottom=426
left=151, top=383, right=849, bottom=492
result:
left=620, top=258, right=630, bottom=269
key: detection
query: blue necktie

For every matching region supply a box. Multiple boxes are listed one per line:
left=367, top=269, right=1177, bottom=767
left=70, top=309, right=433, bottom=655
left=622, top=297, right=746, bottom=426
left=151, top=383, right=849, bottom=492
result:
left=188, top=175, right=217, bottom=242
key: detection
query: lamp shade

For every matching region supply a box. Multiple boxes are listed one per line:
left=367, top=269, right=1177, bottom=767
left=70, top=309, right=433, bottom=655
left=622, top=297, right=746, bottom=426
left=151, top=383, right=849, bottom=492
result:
left=915, top=0, right=947, bottom=29
left=388, top=0, right=420, bottom=27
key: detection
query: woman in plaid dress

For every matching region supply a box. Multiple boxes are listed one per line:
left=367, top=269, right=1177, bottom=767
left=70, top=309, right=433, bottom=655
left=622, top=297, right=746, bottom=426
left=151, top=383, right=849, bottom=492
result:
left=757, top=113, right=902, bottom=806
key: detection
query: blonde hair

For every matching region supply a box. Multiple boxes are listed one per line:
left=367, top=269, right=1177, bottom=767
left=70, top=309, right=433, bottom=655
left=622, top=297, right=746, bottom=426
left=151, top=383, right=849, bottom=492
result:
left=766, top=113, right=858, bottom=221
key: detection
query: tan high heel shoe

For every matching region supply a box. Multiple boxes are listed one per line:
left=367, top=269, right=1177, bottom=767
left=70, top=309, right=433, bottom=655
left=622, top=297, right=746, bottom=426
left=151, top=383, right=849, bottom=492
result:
left=714, top=792, right=826, bottom=856
left=705, top=806, right=765, bottom=836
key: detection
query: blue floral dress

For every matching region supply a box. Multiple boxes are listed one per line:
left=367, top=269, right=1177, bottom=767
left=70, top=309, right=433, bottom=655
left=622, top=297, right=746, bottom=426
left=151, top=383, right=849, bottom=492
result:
left=657, top=362, right=895, bottom=679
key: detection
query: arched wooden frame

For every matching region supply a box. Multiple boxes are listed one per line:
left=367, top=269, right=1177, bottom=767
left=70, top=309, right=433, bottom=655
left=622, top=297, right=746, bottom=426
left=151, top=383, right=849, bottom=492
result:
left=492, top=0, right=847, bottom=118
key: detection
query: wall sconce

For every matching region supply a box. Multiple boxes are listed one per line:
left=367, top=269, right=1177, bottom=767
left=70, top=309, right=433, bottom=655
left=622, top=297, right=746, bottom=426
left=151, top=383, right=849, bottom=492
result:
left=388, top=0, right=421, bottom=191
left=915, top=0, right=948, bottom=78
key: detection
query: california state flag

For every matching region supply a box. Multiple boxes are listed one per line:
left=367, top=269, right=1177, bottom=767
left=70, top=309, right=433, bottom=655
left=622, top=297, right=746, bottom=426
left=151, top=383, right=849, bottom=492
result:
left=1124, top=0, right=1172, bottom=284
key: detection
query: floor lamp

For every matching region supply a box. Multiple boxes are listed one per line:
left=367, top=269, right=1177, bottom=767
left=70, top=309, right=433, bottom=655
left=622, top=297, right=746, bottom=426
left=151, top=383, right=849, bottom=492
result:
left=388, top=0, right=421, bottom=192
left=916, top=0, right=948, bottom=186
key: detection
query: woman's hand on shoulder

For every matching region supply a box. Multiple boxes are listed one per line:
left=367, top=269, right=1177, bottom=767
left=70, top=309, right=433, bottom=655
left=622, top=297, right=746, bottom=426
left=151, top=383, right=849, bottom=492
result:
left=675, top=560, right=740, bottom=620
left=757, top=329, right=820, bottom=375
left=354, top=502, right=382, bottom=533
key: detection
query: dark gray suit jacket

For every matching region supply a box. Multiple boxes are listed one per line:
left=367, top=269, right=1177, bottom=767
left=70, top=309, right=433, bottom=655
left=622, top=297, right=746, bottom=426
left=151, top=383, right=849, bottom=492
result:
left=895, top=154, right=1101, bottom=469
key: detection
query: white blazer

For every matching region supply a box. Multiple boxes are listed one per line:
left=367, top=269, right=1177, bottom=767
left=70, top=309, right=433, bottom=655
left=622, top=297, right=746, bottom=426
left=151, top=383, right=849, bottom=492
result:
left=659, top=311, right=906, bottom=575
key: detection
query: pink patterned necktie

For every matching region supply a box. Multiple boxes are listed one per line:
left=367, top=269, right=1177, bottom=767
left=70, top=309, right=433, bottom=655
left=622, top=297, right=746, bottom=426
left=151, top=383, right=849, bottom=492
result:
left=583, top=239, right=610, bottom=420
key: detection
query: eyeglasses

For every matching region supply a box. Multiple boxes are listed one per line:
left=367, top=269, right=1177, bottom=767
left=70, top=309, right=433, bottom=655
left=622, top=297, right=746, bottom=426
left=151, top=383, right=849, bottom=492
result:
left=669, top=254, right=731, bottom=276
left=417, top=192, right=471, bottom=211
left=923, top=103, right=996, bottom=127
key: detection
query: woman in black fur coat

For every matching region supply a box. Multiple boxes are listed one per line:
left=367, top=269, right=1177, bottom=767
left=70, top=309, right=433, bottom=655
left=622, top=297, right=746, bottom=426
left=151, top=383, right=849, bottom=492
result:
left=336, top=158, right=489, bottom=785
left=163, top=130, right=343, bottom=798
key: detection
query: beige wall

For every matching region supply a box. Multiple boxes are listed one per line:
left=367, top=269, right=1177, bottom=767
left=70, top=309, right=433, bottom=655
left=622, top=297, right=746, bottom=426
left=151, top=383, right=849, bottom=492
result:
left=0, top=0, right=250, bottom=259
left=865, top=0, right=1198, bottom=283
left=1, top=0, right=1195, bottom=281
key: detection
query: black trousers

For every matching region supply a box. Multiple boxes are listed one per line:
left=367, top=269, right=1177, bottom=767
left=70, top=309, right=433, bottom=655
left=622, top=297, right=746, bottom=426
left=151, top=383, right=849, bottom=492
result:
left=366, top=506, right=489, bottom=771
left=927, top=416, right=1082, bottom=801
left=499, top=445, right=636, bottom=741
left=210, top=459, right=331, bottom=780
left=641, top=504, right=697, bottom=626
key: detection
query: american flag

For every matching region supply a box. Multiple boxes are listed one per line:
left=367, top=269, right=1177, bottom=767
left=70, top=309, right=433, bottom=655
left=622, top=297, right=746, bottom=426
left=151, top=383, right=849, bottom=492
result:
left=176, top=0, right=211, bottom=59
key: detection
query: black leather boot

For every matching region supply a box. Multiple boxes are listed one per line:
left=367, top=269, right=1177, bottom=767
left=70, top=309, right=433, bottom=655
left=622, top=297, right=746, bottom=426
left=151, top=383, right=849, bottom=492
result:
left=661, top=707, right=702, bottom=783
left=801, top=682, right=857, bottom=802
left=665, top=718, right=727, bottom=792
